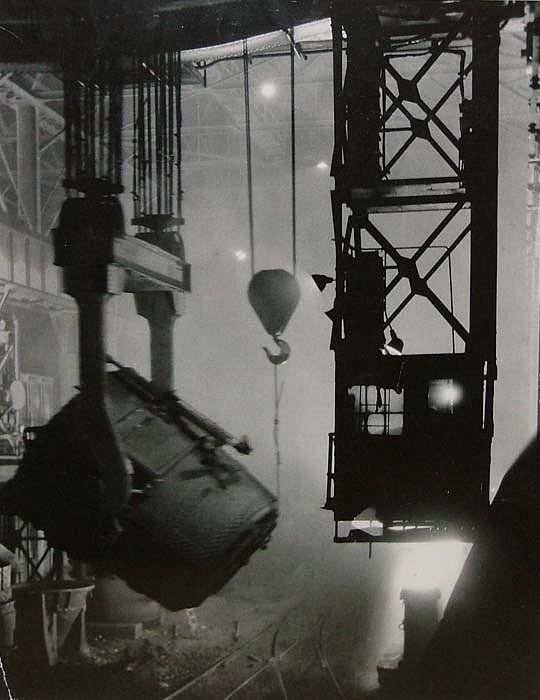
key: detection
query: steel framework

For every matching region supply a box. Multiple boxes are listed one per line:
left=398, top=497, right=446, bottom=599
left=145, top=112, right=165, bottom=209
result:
left=325, top=1, right=505, bottom=542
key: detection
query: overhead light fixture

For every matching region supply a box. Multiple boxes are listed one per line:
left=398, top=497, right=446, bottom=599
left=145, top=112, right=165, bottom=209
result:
left=312, top=274, right=334, bottom=292
left=316, top=160, right=329, bottom=170
left=383, top=329, right=404, bottom=356
left=234, top=250, right=247, bottom=262
left=260, top=82, right=277, bottom=98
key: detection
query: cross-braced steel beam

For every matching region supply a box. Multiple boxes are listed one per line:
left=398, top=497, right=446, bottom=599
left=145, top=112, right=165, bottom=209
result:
left=326, top=1, right=504, bottom=542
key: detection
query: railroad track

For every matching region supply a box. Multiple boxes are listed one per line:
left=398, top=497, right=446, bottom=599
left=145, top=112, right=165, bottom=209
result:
left=160, top=603, right=350, bottom=700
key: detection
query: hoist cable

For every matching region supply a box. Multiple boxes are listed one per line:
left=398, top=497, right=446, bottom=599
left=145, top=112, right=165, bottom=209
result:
left=154, top=53, right=162, bottom=213
left=131, top=56, right=138, bottom=217
left=273, top=364, right=285, bottom=500
left=243, top=38, right=255, bottom=277
left=146, top=66, right=153, bottom=208
left=167, top=51, right=174, bottom=215
left=290, top=29, right=297, bottom=276
left=176, top=50, right=183, bottom=224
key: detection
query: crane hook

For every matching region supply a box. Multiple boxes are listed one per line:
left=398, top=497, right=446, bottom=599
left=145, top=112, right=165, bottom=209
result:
left=263, top=336, right=291, bottom=365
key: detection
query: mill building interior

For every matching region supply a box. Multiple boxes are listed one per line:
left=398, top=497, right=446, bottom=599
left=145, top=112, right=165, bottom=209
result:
left=0, top=1, right=536, bottom=699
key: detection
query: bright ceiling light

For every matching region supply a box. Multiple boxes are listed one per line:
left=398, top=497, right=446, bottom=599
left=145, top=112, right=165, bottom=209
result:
left=234, top=250, right=247, bottom=262
left=316, top=160, right=329, bottom=170
left=260, top=82, right=277, bottom=98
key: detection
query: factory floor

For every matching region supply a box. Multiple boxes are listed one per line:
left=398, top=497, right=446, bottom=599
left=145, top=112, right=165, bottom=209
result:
left=2, top=563, right=320, bottom=700
left=2, top=560, right=517, bottom=700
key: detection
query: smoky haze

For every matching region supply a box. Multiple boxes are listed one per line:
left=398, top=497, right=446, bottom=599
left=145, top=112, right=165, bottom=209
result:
left=105, top=29, right=536, bottom=690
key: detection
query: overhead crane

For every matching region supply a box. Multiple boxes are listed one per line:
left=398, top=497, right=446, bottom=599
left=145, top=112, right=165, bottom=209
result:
left=0, top=2, right=282, bottom=660
left=325, top=2, right=504, bottom=542
left=321, top=3, right=540, bottom=697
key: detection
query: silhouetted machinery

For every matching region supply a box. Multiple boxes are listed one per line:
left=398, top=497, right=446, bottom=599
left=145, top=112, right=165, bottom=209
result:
left=0, top=187, right=278, bottom=611
left=0, top=16, right=279, bottom=613
left=323, top=1, right=511, bottom=543
left=4, top=358, right=277, bottom=611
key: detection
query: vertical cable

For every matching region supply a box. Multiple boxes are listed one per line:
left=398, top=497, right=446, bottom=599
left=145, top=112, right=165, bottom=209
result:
left=139, top=59, right=147, bottom=213
left=167, top=51, right=174, bottom=214
left=98, top=59, right=105, bottom=179
left=146, top=62, right=153, bottom=211
left=243, top=38, right=255, bottom=277
left=107, top=60, right=114, bottom=180
left=88, top=78, right=96, bottom=179
left=154, top=55, right=162, bottom=213
left=132, top=55, right=139, bottom=218
left=73, top=79, right=82, bottom=180
left=159, top=52, right=166, bottom=212
left=112, top=57, right=123, bottom=186
left=176, top=50, right=183, bottom=224
left=290, top=29, right=297, bottom=276
left=273, top=364, right=282, bottom=500
left=64, top=76, right=73, bottom=183
left=82, top=80, right=89, bottom=177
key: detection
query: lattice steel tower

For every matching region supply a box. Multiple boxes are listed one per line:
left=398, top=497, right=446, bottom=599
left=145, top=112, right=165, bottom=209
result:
left=325, top=1, right=506, bottom=543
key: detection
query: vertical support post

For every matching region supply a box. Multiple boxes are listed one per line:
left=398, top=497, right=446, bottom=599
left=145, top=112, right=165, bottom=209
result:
left=469, top=13, right=500, bottom=464
left=76, top=292, right=107, bottom=409
left=469, top=16, right=499, bottom=363
left=15, top=103, right=40, bottom=234
left=341, top=4, right=382, bottom=190
left=54, top=191, right=130, bottom=521
left=331, top=14, right=344, bottom=182
left=134, top=293, right=179, bottom=391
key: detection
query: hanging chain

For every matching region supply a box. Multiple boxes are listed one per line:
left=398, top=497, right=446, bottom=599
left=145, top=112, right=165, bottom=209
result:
left=130, top=49, right=183, bottom=239
left=63, top=54, right=123, bottom=190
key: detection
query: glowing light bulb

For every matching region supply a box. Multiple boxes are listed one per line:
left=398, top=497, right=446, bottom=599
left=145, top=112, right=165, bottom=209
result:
left=316, top=160, right=329, bottom=170
left=260, top=82, right=277, bottom=98
left=428, top=379, right=464, bottom=412
left=234, top=250, right=247, bottom=262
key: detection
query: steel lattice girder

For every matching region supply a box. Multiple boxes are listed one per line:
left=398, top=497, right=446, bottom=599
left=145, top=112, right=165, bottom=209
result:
left=327, top=4, right=502, bottom=540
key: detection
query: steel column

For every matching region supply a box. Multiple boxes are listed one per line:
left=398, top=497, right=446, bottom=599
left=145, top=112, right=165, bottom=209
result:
left=15, top=103, right=40, bottom=234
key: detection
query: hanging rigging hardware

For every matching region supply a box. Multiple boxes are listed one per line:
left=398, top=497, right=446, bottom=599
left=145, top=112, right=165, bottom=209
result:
left=263, top=336, right=291, bottom=365
left=282, top=27, right=308, bottom=61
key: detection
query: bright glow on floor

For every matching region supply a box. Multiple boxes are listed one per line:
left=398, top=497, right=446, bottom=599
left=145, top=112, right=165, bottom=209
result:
left=380, top=540, right=472, bottom=652
left=396, top=540, right=471, bottom=593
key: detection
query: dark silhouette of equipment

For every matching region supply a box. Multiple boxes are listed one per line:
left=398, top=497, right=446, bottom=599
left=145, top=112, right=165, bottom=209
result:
left=3, top=361, right=277, bottom=611
left=312, top=274, right=334, bottom=292
left=0, top=29, right=279, bottom=617
left=326, top=2, right=503, bottom=543
left=414, top=437, right=540, bottom=699
left=248, top=269, right=301, bottom=338
left=248, top=268, right=301, bottom=365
